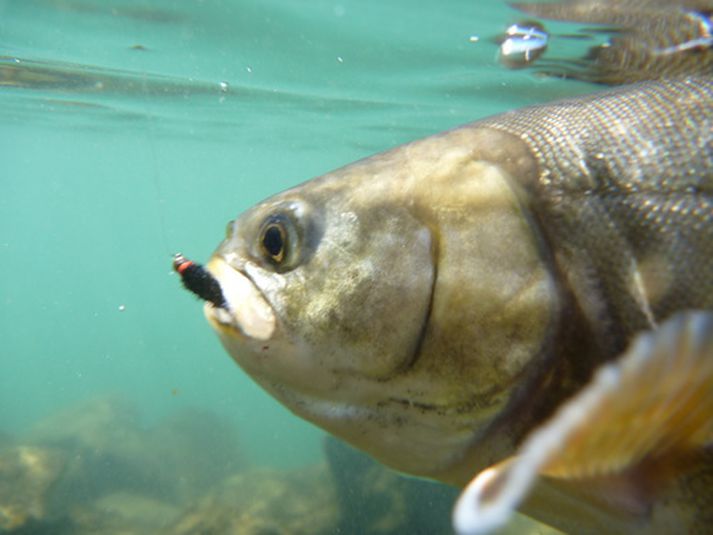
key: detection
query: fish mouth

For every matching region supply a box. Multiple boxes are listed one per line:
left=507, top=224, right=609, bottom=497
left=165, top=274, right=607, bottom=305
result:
left=202, top=257, right=276, bottom=341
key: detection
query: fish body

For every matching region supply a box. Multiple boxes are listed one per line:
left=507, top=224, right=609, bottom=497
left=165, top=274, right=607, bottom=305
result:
left=194, top=77, right=713, bottom=533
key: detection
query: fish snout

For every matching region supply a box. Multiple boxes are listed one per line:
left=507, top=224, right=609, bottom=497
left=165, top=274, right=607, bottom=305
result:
left=203, top=256, right=276, bottom=341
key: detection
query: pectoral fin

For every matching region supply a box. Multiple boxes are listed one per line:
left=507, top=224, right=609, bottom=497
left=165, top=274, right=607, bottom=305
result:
left=453, top=311, right=713, bottom=535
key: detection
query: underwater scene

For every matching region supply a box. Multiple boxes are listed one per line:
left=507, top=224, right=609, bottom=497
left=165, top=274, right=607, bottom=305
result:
left=3, top=0, right=710, bottom=533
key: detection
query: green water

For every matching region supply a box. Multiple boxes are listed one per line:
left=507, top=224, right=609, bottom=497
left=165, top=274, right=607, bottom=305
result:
left=0, top=0, right=595, bottom=530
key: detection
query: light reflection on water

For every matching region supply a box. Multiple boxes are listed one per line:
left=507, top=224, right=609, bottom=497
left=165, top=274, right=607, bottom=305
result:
left=3, top=0, right=578, bottom=468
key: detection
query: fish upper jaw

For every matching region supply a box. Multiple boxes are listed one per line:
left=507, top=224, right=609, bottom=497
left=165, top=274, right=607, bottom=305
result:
left=203, top=256, right=276, bottom=341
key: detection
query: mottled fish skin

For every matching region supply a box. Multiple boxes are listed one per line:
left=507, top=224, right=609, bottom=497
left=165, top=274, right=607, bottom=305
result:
left=510, top=0, right=713, bottom=83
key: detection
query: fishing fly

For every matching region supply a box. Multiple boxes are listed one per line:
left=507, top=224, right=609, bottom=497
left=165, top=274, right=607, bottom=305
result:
left=173, top=253, right=227, bottom=309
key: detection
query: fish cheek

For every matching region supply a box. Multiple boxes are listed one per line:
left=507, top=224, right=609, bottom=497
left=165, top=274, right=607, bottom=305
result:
left=279, top=208, right=435, bottom=382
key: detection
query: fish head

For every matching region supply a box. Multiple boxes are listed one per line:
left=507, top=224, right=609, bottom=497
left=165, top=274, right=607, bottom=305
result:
left=204, top=128, right=559, bottom=482
left=206, top=170, right=435, bottom=386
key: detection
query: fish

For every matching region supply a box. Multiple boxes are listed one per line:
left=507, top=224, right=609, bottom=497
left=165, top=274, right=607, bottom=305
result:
left=175, top=75, right=713, bottom=534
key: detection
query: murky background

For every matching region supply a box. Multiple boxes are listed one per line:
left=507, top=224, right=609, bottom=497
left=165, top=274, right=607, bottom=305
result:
left=0, top=0, right=591, bottom=532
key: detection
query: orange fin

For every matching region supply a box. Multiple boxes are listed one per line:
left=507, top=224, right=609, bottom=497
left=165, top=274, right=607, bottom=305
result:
left=453, top=311, right=713, bottom=534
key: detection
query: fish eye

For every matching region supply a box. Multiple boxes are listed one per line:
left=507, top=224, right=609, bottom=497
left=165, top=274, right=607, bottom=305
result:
left=258, top=214, right=297, bottom=269
left=255, top=202, right=317, bottom=272
left=262, top=222, right=286, bottom=263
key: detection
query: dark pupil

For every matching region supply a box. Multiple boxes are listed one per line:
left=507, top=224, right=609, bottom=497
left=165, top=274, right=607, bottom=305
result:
left=263, top=225, right=284, bottom=259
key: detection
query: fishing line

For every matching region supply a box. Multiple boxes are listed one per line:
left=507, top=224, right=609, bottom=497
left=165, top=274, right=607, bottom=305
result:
left=141, top=73, right=173, bottom=258
left=147, top=129, right=172, bottom=258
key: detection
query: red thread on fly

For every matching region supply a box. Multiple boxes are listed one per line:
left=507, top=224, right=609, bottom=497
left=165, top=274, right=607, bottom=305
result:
left=173, top=253, right=227, bottom=309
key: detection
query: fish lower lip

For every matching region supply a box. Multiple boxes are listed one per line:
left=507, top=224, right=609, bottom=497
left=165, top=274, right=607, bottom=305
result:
left=208, top=303, right=238, bottom=327
left=203, top=258, right=276, bottom=341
